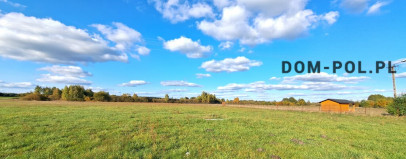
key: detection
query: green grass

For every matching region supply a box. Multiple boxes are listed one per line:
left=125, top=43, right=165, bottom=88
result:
left=1, top=101, right=405, bottom=158
left=0, top=97, right=19, bottom=100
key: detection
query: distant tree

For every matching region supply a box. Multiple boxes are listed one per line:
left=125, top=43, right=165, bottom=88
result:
left=84, top=89, right=94, bottom=98
left=297, top=99, right=306, bottom=106
left=367, top=94, right=393, bottom=108
left=49, top=88, right=61, bottom=100
left=61, top=86, right=69, bottom=100
left=120, top=94, right=134, bottom=102
left=34, top=86, right=42, bottom=95
left=165, top=94, right=169, bottom=103
left=133, top=94, right=139, bottom=102
left=42, top=87, right=52, bottom=97
left=94, top=91, right=111, bottom=102
left=69, top=85, right=85, bottom=101
left=60, top=85, right=85, bottom=101
left=368, top=94, right=386, bottom=101
left=234, top=97, right=240, bottom=104
left=360, top=100, right=375, bottom=108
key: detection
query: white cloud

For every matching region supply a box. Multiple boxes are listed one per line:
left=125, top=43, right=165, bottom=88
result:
left=396, top=72, right=406, bottom=78
left=161, top=81, right=201, bottom=87
left=163, top=36, right=212, bottom=58
left=218, top=41, right=234, bottom=50
left=37, top=65, right=92, bottom=85
left=86, top=86, right=107, bottom=92
left=282, top=72, right=369, bottom=83
left=200, top=56, right=262, bottom=72
left=0, top=13, right=131, bottom=64
left=160, top=89, right=189, bottom=93
left=217, top=81, right=360, bottom=92
left=92, top=22, right=142, bottom=50
left=37, top=74, right=92, bottom=85
left=323, top=11, right=339, bottom=24
left=236, top=0, right=308, bottom=17
left=213, top=0, right=232, bottom=9
left=120, top=80, right=149, bottom=87
left=367, top=1, right=389, bottom=15
left=151, top=1, right=338, bottom=46
left=340, top=0, right=369, bottom=13
left=151, top=0, right=214, bottom=23
left=0, top=81, right=33, bottom=88
left=38, top=65, right=92, bottom=78
left=136, top=46, right=151, bottom=55
left=269, top=77, right=281, bottom=80
left=0, top=0, right=26, bottom=8
left=196, top=2, right=338, bottom=45
left=196, top=73, right=211, bottom=78
left=92, top=22, right=149, bottom=59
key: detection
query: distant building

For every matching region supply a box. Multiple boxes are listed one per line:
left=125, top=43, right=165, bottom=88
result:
left=319, top=99, right=354, bottom=112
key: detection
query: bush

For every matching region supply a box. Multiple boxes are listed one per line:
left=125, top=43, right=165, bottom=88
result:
left=22, top=93, right=48, bottom=101
left=94, top=91, right=111, bottom=102
left=387, top=95, right=406, bottom=116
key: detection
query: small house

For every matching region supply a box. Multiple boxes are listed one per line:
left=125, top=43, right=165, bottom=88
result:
left=319, top=99, right=354, bottom=112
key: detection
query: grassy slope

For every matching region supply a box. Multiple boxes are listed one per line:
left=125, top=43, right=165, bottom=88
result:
left=0, top=101, right=405, bottom=159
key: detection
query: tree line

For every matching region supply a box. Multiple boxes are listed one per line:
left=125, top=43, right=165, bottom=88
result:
left=21, top=85, right=223, bottom=104
left=19, top=85, right=318, bottom=105
left=11, top=85, right=401, bottom=109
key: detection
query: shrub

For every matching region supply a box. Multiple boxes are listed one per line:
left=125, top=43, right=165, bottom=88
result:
left=84, top=96, right=92, bottom=101
left=94, top=91, right=111, bottom=102
left=387, top=95, right=406, bottom=116
left=22, top=93, right=48, bottom=101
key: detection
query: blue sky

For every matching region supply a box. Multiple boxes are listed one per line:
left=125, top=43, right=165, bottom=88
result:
left=0, top=0, right=405, bottom=101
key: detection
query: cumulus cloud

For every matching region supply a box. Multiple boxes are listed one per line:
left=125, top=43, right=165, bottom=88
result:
left=0, top=13, right=150, bottom=64
left=161, top=81, right=201, bottom=87
left=196, top=1, right=339, bottom=45
left=136, top=46, right=151, bottom=55
left=151, top=0, right=214, bottom=23
left=322, top=11, right=340, bottom=24
left=0, top=81, right=33, bottom=88
left=37, top=65, right=92, bottom=85
left=119, top=80, right=149, bottom=87
left=92, top=22, right=150, bottom=59
left=282, top=72, right=370, bottom=83
left=0, top=13, right=132, bottom=64
left=196, top=73, right=211, bottom=78
left=163, top=36, right=212, bottom=58
left=150, top=1, right=339, bottom=45
left=218, top=41, right=234, bottom=50
left=92, top=23, right=141, bottom=49
left=395, top=72, right=406, bottom=78
left=367, top=1, right=390, bottom=15
left=200, top=56, right=262, bottom=72
left=38, top=65, right=92, bottom=77
left=37, top=74, right=92, bottom=85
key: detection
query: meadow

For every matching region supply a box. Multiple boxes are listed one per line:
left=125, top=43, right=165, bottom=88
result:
left=0, top=100, right=405, bottom=158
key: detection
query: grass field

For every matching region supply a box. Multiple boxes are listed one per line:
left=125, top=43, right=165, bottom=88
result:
left=0, top=96, right=19, bottom=100
left=1, top=100, right=405, bottom=158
